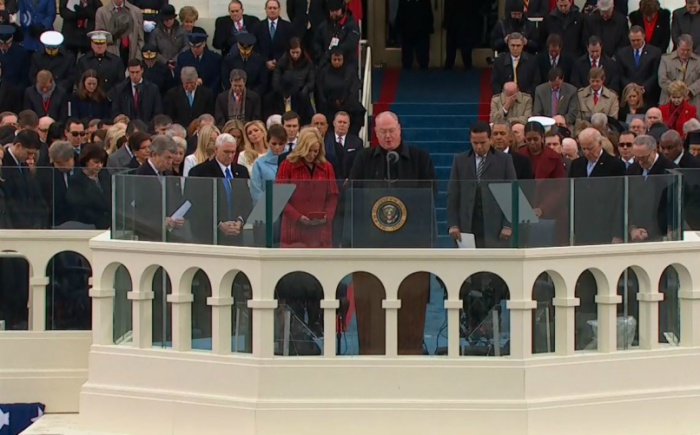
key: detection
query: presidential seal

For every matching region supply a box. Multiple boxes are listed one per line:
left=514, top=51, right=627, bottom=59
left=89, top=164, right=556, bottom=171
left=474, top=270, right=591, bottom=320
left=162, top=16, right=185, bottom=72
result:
left=371, top=196, right=407, bottom=232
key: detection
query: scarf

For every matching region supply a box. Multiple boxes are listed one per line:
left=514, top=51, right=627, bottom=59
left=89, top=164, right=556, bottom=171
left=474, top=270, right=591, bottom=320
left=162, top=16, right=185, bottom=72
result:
left=37, top=81, right=56, bottom=101
left=227, top=88, right=246, bottom=121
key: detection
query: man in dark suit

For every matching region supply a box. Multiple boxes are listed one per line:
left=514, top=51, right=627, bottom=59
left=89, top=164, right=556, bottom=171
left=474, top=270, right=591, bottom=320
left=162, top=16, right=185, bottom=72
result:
left=220, top=32, right=268, bottom=96
left=175, top=31, right=222, bottom=95
left=213, top=0, right=261, bottom=56
left=627, top=134, right=678, bottom=242
left=23, top=70, right=69, bottom=120
left=164, top=66, right=215, bottom=128
left=42, top=140, right=75, bottom=226
left=617, top=26, right=663, bottom=107
left=582, top=0, right=629, bottom=58
left=540, top=0, right=585, bottom=57
left=262, top=77, right=311, bottom=124
left=571, top=35, right=621, bottom=94
left=672, top=0, right=700, bottom=54
left=490, top=120, right=532, bottom=180
left=187, top=132, right=253, bottom=246
left=490, top=1, right=539, bottom=54
left=569, top=127, right=627, bottom=244
left=491, top=32, right=540, bottom=96
left=659, top=129, right=700, bottom=167
left=447, top=120, right=517, bottom=248
left=252, top=0, right=296, bottom=73
left=629, top=2, right=671, bottom=52
left=185, top=114, right=215, bottom=156
left=0, top=60, right=22, bottom=114
left=112, top=59, right=163, bottom=122
left=63, top=118, right=87, bottom=165
left=287, top=0, right=326, bottom=53
left=324, top=111, right=362, bottom=180
left=215, top=68, right=262, bottom=125
left=537, top=34, right=574, bottom=84
left=533, top=67, right=579, bottom=127
left=1, top=129, right=45, bottom=229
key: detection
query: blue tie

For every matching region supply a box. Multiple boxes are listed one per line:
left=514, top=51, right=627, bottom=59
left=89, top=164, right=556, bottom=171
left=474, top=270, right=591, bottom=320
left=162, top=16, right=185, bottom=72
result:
left=270, top=21, right=276, bottom=39
left=187, top=91, right=194, bottom=107
left=223, top=167, right=233, bottom=220
left=634, top=49, right=640, bottom=67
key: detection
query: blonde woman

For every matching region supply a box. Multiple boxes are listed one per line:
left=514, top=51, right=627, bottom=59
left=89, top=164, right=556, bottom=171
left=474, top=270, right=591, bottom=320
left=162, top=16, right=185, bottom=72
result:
left=239, top=120, right=268, bottom=173
left=222, top=119, right=246, bottom=157
left=183, top=124, right=220, bottom=177
left=618, top=83, right=647, bottom=122
left=275, top=127, right=338, bottom=248
left=660, top=80, right=697, bottom=136
left=105, top=123, right=127, bottom=154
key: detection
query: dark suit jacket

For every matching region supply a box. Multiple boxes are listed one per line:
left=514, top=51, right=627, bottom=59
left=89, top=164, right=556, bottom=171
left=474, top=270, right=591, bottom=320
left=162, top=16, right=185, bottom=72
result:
left=582, top=11, right=629, bottom=58
left=252, top=17, right=296, bottom=61
left=0, top=79, right=22, bottom=113
left=66, top=168, right=111, bottom=229
left=186, top=158, right=253, bottom=245
left=287, top=0, right=327, bottom=35
left=324, top=132, right=363, bottom=180
left=616, top=44, right=662, bottom=105
left=213, top=14, right=261, bottom=56
left=111, top=80, right=163, bottom=122
left=23, top=86, right=69, bottom=120
left=37, top=166, right=73, bottom=227
left=164, top=86, right=215, bottom=128
left=629, top=9, right=671, bottom=52
left=506, top=149, right=533, bottom=180
left=672, top=6, right=700, bottom=54
left=1, top=150, right=47, bottom=229
left=537, top=51, right=574, bottom=84
left=570, top=54, right=621, bottom=95
left=627, top=153, right=677, bottom=240
left=133, top=162, right=185, bottom=242
left=678, top=151, right=700, bottom=168
left=447, top=147, right=517, bottom=247
left=214, top=89, right=262, bottom=125
left=262, top=92, right=312, bottom=124
left=491, top=52, right=540, bottom=96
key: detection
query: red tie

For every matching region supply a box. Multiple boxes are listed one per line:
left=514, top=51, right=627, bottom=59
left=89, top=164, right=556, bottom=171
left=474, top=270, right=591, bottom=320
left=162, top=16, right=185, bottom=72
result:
left=592, top=59, right=597, bottom=68
left=593, top=91, right=599, bottom=105
left=133, top=86, right=138, bottom=108
left=237, top=21, right=242, bottom=31
left=117, top=7, right=129, bottom=47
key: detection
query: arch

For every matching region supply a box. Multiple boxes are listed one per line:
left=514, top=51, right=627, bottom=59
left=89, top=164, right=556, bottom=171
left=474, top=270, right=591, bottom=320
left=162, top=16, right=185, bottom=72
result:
left=273, top=272, right=324, bottom=356
left=152, top=267, right=172, bottom=349
left=575, top=270, right=599, bottom=351
left=336, top=272, right=386, bottom=356
left=398, top=272, right=447, bottom=356
left=189, top=269, right=213, bottom=351
left=0, top=254, right=30, bottom=330
left=659, top=265, right=684, bottom=345
left=113, top=264, right=133, bottom=345
left=229, top=270, right=253, bottom=354
left=45, top=251, right=92, bottom=331
left=532, top=272, right=556, bottom=354
left=459, top=272, right=510, bottom=357
left=617, top=267, right=644, bottom=350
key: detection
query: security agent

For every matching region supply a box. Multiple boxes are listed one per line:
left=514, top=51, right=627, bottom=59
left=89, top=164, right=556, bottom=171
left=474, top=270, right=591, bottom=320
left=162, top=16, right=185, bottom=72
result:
left=0, top=25, right=30, bottom=88
left=175, top=31, right=223, bottom=95
left=221, top=32, right=268, bottom=96
left=76, top=30, right=126, bottom=94
left=29, top=31, right=76, bottom=91
left=141, top=44, right=176, bottom=98
left=314, top=0, right=360, bottom=68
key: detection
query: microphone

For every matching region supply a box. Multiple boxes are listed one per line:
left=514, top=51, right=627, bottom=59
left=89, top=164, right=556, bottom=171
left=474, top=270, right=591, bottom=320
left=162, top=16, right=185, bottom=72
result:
left=386, top=151, right=399, bottom=182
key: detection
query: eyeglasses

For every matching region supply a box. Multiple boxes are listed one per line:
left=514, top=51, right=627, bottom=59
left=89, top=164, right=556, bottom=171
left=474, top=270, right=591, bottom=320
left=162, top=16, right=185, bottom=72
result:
left=618, top=142, right=633, bottom=148
left=38, top=128, right=49, bottom=133
left=70, top=131, right=88, bottom=137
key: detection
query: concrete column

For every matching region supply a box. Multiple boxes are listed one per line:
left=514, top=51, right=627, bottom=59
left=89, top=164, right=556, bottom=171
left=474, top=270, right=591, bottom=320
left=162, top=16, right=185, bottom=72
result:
left=637, top=293, right=663, bottom=350
left=249, top=299, right=277, bottom=358
left=321, top=299, right=340, bottom=358
left=596, top=295, right=622, bottom=353
left=680, top=290, right=700, bottom=347
left=553, top=298, right=579, bottom=355
left=90, top=287, right=116, bottom=345
left=208, top=296, right=233, bottom=355
left=29, top=276, right=49, bottom=331
left=168, top=293, right=194, bottom=352
left=128, top=290, right=154, bottom=349
left=383, top=299, right=400, bottom=357
left=507, top=300, right=537, bottom=359
left=444, top=300, right=461, bottom=358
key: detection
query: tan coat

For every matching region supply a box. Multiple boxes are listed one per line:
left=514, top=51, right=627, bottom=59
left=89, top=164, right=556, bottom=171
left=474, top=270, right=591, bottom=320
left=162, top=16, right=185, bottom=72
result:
left=577, top=86, right=619, bottom=120
left=658, top=51, right=700, bottom=107
left=489, top=92, right=533, bottom=124
left=95, top=0, right=145, bottom=61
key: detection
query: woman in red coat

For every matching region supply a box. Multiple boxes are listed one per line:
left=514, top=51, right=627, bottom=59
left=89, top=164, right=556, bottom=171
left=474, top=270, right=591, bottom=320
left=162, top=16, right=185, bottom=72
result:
left=660, top=80, right=697, bottom=137
left=275, top=127, right=339, bottom=248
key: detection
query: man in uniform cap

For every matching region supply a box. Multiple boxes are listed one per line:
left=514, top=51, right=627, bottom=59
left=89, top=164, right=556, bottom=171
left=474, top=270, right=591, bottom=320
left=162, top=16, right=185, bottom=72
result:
left=221, top=32, right=268, bottom=96
left=0, top=60, right=22, bottom=113
left=130, top=0, right=167, bottom=32
left=76, top=30, right=125, bottom=95
left=314, top=0, right=360, bottom=68
left=175, top=31, right=222, bottom=94
left=213, top=0, right=261, bottom=57
left=0, top=25, right=29, bottom=88
left=141, top=44, right=175, bottom=98
left=29, top=31, right=76, bottom=92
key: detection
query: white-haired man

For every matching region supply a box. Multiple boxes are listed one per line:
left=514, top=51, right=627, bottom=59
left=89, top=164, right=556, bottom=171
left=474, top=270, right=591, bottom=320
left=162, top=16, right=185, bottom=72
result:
left=164, top=66, right=215, bottom=127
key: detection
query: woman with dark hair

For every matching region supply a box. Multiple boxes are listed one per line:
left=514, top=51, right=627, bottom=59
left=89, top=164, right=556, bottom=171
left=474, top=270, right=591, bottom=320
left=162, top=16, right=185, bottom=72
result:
left=519, top=121, right=565, bottom=183
left=70, top=69, right=111, bottom=121
left=46, top=122, right=66, bottom=147
left=67, top=143, right=111, bottom=229
left=272, top=37, right=315, bottom=98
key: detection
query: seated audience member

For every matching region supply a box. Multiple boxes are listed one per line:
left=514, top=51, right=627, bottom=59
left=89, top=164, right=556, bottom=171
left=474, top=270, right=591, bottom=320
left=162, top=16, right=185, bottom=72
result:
left=104, top=123, right=127, bottom=154
left=183, top=124, right=220, bottom=176
left=126, top=131, right=153, bottom=169
left=250, top=124, right=286, bottom=204
left=281, top=111, right=300, bottom=154
left=490, top=82, right=532, bottom=125
left=490, top=1, right=539, bottom=54
left=659, top=34, right=700, bottom=109
left=67, top=143, right=111, bottom=229
left=490, top=120, right=533, bottom=180
left=512, top=121, right=526, bottom=148
left=106, top=121, right=144, bottom=169
left=562, top=137, right=580, bottom=161
left=554, top=115, right=567, bottom=128
left=263, top=77, right=312, bottom=124
left=533, top=68, right=579, bottom=127
left=688, top=131, right=700, bottom=156
left=660, top=80, right=698, bottom=136
left=629, top=117, right=647, bottom=136
left=151, top=115, right=173, bottom=135
left=617, top=26, right=662, bottom=106
left=571, top=36, right=621, bottom=95
left=323, top=112, right=362, bottom=180
left=172, top=136, right=187, bottom=176
left=111, top=59, right=164, bottom=123
left=64, top=118, right=88, bottom=162
left=71, top=69, right=111, bottom=121
left=174, top=30, right=222, bottom=95
left=165, top=66, right=216, bottom=128
left=659, top=129, right=700, bottom=167
left=220, top=32, right=268, bottom=96
left=320, top=84, right=365, bottom=137
left=316, top=49, right=360, bottom=119
left=519, top=121, right=565, bottom=181
left=221, top=119, right=245, bottom=151
left=275, top=127, right=338, bottom=248
left=629, top=0, right=671, bottom=52
left=617, top=130, right=637, bottom=169
left=141, top=44, right=176, bottom=99
left=618, top=83, right=648, bottom=122
left=538, top=34, right=574, bottom=84
left=239, top=120, right=268, bottom=174
left=272, top=37, right=314, bottom=99
left=23, top=70, right=68, bottom=120
left=540, top=0, right=585, bottom=57
left=578, top=67, right=619, bottom=120
left=645, top=107, right=669, bottom=141
left=113, top=114, right=130, bottom=125
left=266, top=114, right=282, bottom=129
left=44, top=140, right=75, bottom=226
left=215, top=69, right=262, bottom=125
left=491, top=32, right=540, bottom=97
left=185, top=114, right=214, bottom=155
left=165, top=123, right=187, bottom=139
left=545, top=131, right=571, bottom=175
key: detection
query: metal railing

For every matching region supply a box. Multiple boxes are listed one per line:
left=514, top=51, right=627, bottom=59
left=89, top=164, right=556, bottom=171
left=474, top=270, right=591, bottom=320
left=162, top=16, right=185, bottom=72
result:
left=359, top=40, right=372, bottom=147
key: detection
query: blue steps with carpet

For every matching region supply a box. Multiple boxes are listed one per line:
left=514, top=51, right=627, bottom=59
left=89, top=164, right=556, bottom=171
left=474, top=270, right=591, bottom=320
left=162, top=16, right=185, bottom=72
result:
left=372, top=69, right=486, bottom=248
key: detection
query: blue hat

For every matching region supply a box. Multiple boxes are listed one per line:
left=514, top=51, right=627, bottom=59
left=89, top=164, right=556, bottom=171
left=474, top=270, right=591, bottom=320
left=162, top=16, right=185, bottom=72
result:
left=0, top=25, right=15, bottom=42
left=188, top=31, right=208, bottom=45
left=235, top=32, right=256, bottom=47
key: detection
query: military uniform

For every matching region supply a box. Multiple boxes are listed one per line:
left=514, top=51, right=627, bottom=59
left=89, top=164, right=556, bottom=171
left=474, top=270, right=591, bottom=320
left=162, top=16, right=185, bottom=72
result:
left=176, top=47, right=222, bottom=95
left=577, top=86, right=619, bottom=120
left=77, top=51, right=125, bottom=94
left=142, top=44, right=175, bottom=98
left=220, top=33, right=267, bottom=96
left=0, top=41, right=30, bottom=88
left=130, top=0, right=167, bottom=24
left=489, top=92, right=533, bottom=125
left=29, top=47, right=76, bottom=91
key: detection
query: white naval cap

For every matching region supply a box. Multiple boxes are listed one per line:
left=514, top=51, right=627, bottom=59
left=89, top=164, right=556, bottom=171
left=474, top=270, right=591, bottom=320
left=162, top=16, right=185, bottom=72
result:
left=40, top=31, right=64, bottom=47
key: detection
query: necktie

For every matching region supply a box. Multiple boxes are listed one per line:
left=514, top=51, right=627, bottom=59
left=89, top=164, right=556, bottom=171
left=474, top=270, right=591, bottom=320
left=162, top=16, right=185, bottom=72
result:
left=224, top=167, right=233, bottom=220
left=551, top=57, right=556, bottom=67
left=643, top=168, right=649, bottom=179
left=284, top=97, right=291, bottom=112
left=592, top=58, right=597, bottom=68
left=593, top=91, right=599, bottom=105
left=287, top=142, right=294, bottom=151
left=523, top=0, right=529, bottom=13
left=551, top=88, right=559, bottom=117
left=683, top=60, right=688, bottom=81
left=187, top=91, right=194, bottom=106
left=513, top=58, right=519, bottom=84
left=476, top=156, right=486, bottom=182
left=133, top=85, right=139, bottom=108
left=64, top=172, right=69, bottom=188
left=236, top=21, right=242, bottom=31
left=634, top=49, right=641, bottom=67
left=270, top=21, right=276, bottom=39
left=338, top=136, right=343, bottom=148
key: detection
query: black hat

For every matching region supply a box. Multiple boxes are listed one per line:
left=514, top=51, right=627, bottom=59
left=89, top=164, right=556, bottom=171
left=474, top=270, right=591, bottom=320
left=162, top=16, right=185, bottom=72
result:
left=187, top=31, right=208, bottom=45
left=686, top=131, right=700, bottom=146
left=0, top=25, right=15, bottom=42
left=606, top=116, right=624, bottom=134
left=328, top=0, right=345, bottom=11
left=0, top=11, right=10, bottom=24
left=141, top=43, right=158, bottom=59
left=235, top=32, right=256, bottom=46
left=159, top=4, right=176, bottom=19
left=508, top=0, right=524, bottom=13
left=552, top=125, right=571, bottom=138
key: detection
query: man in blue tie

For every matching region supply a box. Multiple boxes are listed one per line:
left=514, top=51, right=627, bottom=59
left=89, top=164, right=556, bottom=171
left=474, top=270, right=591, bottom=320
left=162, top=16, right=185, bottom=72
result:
left=617, top=25, right=662, bottom=106
left=252, top=0, right=295, bottom=72
left=164, top=66, right=215, bottom=128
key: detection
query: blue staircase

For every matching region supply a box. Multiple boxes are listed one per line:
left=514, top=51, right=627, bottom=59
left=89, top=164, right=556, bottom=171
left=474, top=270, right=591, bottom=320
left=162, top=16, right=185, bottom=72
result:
left=373, top=70, right=484, bottom=247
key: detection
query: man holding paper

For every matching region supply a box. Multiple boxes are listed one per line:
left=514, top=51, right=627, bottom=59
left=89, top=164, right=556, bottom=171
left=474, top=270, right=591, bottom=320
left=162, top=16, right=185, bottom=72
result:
left=447, top=120, right=517, bottom=248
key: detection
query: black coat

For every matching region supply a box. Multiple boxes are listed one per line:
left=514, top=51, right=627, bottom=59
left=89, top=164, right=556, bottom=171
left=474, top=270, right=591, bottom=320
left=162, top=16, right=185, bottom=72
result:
left=23, top=85, right=69, bottom=120
left=186, top=158, right=252, bottom=246
left=395, top=0, right=433, bottom=38
left=0, top=43, right=30, bottom=88
left=69, top=93, right=111, bottom=120
left=316, top=63, right=360, bottom=116
left=262, top=91, right=312, bottom=125
left=570, top=54, right=621, bottom=95
left=29, top=48, right=77, bottom=91
left=314, top=10, right=361, bottom=67
left=214, top=89, right=262, bottom=125
left=537, top=51, right=574, bottom=84
left=133, top=161, right=186, bottom=242
left=175, top=48, right=223, bottom=94
left=213, top=14, right=261, bottom=56
left=164, top=85, right=215, bottom=127
left=220, top=51, right=269, bottom=96
left=37, top=165, right=73, bottom=226
left=252, top=17, right=297, bottom=61
left=66, top=168, right=111, bottom=229
left=143, top=61, right=176, bottom=98
left=59, top=0, right=102, bottom=52
left=287, top=0, right=327, bottom=36
left=627, top=153, right=677, bottom=241
left=491, top=18, right=540, bottom=54
left=272, top=53, right=315, bottom=96
left=540, top=7, right=585, bottom=57
left=616, top=44, right=662, bottom=105
left=583, top=0, right=628, bottom=16
left=491, top=52, right=540, bottom=96
left=76, top=52, right=125, bottom=94
left=508, top=149, right=533, bottom=180
left=582, top=11, right=629, bottom=58
left=324, top=132, right=363, bottom=180
left=629, top=9, right=671, bottom=52
left=348, top=142, right=436, bottom=185
left=0, top=79, right=22, bottom=113
left=1, top=150, right=48, bottom=229
left=111, top=80, right=163, bottom=122
left=677, top=151, right=700, bottom=168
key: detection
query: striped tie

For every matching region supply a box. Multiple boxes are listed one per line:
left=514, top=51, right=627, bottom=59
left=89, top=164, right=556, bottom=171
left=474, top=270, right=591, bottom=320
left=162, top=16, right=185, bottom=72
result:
left=477, top=156, right=486, bottom=182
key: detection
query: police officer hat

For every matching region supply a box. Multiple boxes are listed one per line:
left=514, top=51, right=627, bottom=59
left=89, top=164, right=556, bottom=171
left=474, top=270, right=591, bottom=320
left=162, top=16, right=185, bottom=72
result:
left=188, top=31, right=208, bottom=45
left=327, top=0, right=345, bottom=11
left=158, top=4, right=177, bottom=20
left=40, top=30, right=64, bottom=47
left=141, top=43, right=158, bottom=59
left=87, top=30, right=112, bottom=44
left=235, top=32, right=256, bottom=47
left=0, top=25, right=15, bottom=42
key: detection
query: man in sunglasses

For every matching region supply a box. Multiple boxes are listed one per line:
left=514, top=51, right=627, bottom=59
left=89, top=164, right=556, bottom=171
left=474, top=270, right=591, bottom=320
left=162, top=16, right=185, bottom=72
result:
left=174, top=31, right=221, bottom=94
left=64, top=118, right=88, bottom=165
left=618, top=130, right=637, bottom=169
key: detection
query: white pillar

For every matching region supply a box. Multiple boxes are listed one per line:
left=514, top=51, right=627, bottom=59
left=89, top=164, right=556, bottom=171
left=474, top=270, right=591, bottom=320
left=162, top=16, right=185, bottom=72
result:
left=321, top=299, right=340, bottom=358
left=506, top=300, right=537, bottom=359
left=249, top=299, right=277, bottom=358
left=128, top=289, right=154, bottom=349
left=208, top=296, right=233, bottom=355
left=168, top=293, right=194, bottom=352
left=596, top=295, right=622, bottom=353
left=444, top=300, right=461, bottom=358
left=637, top=292, right=663, bottom=350
left=383, top=299, right=400, bottom=357
left=29, top=276, right=49, bottom=331
left=553, top=297, right=579, bottom=355
left=679, top=290, right=700, bottom=347
left=90, top=287, right=115, bottom=345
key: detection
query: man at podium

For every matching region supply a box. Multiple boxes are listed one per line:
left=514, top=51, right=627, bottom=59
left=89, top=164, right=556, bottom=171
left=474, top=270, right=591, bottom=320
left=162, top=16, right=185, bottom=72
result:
left=347, top=111, right=435, bottom=355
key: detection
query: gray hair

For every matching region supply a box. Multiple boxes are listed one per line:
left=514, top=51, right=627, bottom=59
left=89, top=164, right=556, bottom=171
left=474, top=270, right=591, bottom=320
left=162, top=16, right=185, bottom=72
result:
left=229, top=69, right=247, bottom=82
left=590, top=113, right=608, bottom=129
left=198, top=114, right=214, bottom=125
left=683, top=118, right=700, bottom=135
left=173, top=136, right=187, bottom=151
left=491, top=120, right=512, bottom=132
left=165, top=123, right=187, bottom=139
left=215, top=133, right=236, bottom=148
left=48, top=140, right=74, bottom=162
left=660, top=129, right=683, bottom=147
left=149, top=135, right=178, bottom=155
left=679, top=34, right=694, bottom=48
left=266, top=114, right=282, bottom=129
left=633, top=134, right=657, bottom=151
left=579, top=127, right=603, bottom=144
left=507, top=32, right=523, bottom=42
left=180, top=66, right=198, bottom=81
